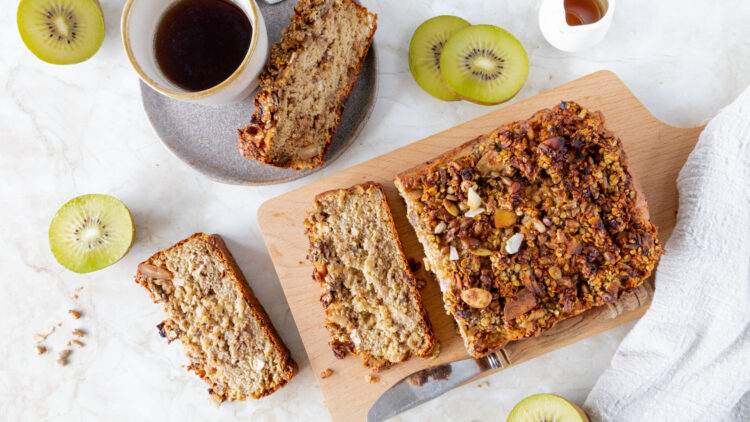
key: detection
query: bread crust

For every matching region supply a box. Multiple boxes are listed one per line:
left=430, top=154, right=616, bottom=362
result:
left=306, top=182, right=436, bottom=368
left=394, top=102, right=663, bottom=357
left=238, top=0, right=378, bottom=170
left=135, top=233, right=297, bottom=400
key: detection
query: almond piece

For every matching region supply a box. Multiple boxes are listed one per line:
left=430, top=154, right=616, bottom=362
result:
left=461, top=288, right=492, bottom=308
left=467, top=187, right=482, bottom=211
left=138, top=264, right=173, bottom=280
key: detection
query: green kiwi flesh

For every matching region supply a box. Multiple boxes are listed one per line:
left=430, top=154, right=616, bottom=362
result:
left=17, top=0, right=105, bottom=65
left=440, top=24, right=529, bottom=105
left=507, top=394, right=590, bottom=422
left=49, top=194, right=135, bottom=273
left=409, top=15, right=471, bottom=101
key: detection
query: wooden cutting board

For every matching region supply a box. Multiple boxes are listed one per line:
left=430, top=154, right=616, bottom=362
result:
left=257, top=71, right=704, bottom=421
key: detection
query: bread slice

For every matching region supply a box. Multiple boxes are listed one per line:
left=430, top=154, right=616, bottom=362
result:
left=394, top=102, right=663, bottom=358
left=135, top=233, right=297, bottom=401
left=304, top=182, right=436, bottom=369
left=237, top=0, right=377, bottom=170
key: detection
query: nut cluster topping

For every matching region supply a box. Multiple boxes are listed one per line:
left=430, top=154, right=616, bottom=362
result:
left=396, top=101, right=663, bottom=357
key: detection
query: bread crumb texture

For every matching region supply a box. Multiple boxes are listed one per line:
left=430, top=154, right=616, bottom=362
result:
left=238, top=0, right=377, bottom=169
left=305, top=183, right=436, bottom=369
left=395, top=102, right=663, bottom=357
left=135, top=233, right=297, bottom=401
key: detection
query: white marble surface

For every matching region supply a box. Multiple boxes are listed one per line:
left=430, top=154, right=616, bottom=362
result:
left=1, top=0, right=748, bottom=420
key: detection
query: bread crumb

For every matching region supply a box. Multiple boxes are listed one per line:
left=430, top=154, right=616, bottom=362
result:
left=477, top=381, right=490, bottom=388
left=365, top=374, right=378, bottom=384
left=35, top=345, right=47, bottom=355
left=72, top=294, right=79, bottom=300
left=57, top=349, right=71, bottom=366
left=72, top=329, right=85, bottom=338
left=67, top=340, right=85, bottom=348
left=75, top=286, right=84, bottom=292
left=68, top=310, right=81, bottom=319
left=320, top=368, right=333, bottom=379
left=33, top=326, right=55, bottom=343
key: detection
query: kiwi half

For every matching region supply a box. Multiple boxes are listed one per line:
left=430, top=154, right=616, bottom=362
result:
left=49, top=194, right=135, bottom=273
left=17, top=0, right=105, bottom=65
left=408, top=15, right=471, bottom=101
left=507, top=394, right=590, bottom=422
left=440, top=24, right=529, bottom=105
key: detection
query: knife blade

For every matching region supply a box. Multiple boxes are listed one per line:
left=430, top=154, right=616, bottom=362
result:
left=367, top=352, right=504, bottom=422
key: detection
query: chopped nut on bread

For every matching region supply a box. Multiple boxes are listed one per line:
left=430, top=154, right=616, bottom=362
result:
left=305, top=183, right=436, bottom=370
left=238, top=0, right=377, bottom=169
left=395, top=102, right=663, bottom=358
left=135, top=233, right=297, bottom=401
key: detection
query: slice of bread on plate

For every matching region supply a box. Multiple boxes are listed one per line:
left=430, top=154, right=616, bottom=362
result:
left=238, top=0, right=377, bottom=170
left=305, top=182, right=436, bottom=370
left=135, top=233, right=296, bottom=401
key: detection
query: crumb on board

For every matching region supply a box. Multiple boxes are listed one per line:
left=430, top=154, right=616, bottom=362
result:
left=35, top=345, right=47, bottom=355
left=68, top=310, right=81, bottom=319
left=72, top=329, right=85, bottom=338
left=72, top=294, right=78, bottom=300
left=477, top=381, right=490, bottom=388
left=365, top=374, right=379, bottom=384
left=320, top=368, right=333, bottom=379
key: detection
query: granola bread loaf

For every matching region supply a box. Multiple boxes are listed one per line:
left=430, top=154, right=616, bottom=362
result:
left=237, top=0, right=377, bottom=169
left=394, top=102, right=663, bottom=358
left=135, top=233, right=297, bottom=401
left=305, top=182, right=436, bottom=369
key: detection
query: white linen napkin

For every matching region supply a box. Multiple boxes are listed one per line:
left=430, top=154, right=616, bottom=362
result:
left=583, top=86, right=750, bottom=421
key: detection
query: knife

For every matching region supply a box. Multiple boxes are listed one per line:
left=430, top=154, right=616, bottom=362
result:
left=366, top=352, right=506, bottom=422
left=367, top=284, right=653, bottom=421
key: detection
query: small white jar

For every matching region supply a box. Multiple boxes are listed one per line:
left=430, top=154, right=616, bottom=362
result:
left=121, top=0, right=269, bottom=104
left=539, top=0, right=616, bottom=52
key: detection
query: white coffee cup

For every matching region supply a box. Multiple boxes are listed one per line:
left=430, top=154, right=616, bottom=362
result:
left=121, top=0, right=269, bottom=104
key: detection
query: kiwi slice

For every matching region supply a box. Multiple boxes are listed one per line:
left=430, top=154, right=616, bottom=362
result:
left=507, top=394, right=590, bottom=422
left=49, top=194, right=135, bottom=273
left=440, top=24, right=529, bottom=105
left=17, top=0, right=105, bottom=65
left=409, top=15, right=471, bottom=101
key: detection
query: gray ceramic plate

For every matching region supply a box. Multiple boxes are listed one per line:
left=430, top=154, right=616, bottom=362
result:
left=140, top=0, right=377, bottom=185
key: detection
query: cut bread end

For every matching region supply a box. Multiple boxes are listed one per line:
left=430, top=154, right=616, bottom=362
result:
left=135, top=233, right=297, bottom=401
left=305, top=182, right=436, bottom=369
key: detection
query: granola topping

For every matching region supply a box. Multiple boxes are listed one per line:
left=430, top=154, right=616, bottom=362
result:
left=395, top=102, right=663, bottom=357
